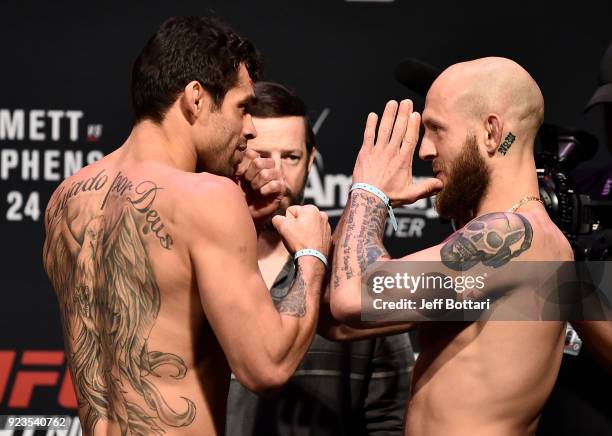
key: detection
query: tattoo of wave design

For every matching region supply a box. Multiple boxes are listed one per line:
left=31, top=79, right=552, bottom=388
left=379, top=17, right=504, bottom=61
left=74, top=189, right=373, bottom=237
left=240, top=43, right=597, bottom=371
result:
left=44, top=205, right=195, bottom=435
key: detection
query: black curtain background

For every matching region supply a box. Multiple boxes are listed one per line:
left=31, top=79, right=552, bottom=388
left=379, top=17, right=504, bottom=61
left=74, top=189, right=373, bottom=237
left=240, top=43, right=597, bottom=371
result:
left=0, top=1, right=610, bottom=434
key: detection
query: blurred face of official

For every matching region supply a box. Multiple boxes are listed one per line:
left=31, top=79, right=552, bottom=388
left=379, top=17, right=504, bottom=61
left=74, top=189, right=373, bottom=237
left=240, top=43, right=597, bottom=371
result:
left=419, top=82, right=490, bottom=222
left=248, top=116, right=314, bottom=214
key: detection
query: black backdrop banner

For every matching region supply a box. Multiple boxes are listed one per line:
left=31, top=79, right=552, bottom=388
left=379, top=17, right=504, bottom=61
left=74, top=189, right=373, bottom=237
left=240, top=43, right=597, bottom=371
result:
left=1, top=1, right=611, bottom=434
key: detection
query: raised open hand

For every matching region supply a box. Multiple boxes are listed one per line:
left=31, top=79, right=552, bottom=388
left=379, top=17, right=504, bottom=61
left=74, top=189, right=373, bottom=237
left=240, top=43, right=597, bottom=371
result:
left=352, top=99, right=442, bottom=206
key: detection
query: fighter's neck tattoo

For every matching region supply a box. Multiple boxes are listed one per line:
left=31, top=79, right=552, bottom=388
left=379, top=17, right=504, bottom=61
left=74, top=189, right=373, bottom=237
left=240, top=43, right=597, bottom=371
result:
left=497, top=132, right=516, bottom=155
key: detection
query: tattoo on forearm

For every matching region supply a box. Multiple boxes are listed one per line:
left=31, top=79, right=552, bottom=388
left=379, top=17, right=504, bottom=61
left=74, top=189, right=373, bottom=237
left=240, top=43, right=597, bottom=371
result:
left=497, top=132, right=516, bottom=155
left=441, top=212, right=533, bottom=271
left=43, top=169, right=193, bottom=435
left=358, top=195, right=388, bottom=274
left=276, top=265, right=307, bottom=316
left=333, top=192, right=390, bottom=288
left=342, top=199, right=357, bottom=280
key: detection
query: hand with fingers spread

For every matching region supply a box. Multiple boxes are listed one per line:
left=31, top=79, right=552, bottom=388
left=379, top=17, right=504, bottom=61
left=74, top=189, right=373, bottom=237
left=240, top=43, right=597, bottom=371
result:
left=352, top=99, right=443, bottom=206
left=272, top=205, right=332, bottom=258
left=235, top=148, right=288, bottom=222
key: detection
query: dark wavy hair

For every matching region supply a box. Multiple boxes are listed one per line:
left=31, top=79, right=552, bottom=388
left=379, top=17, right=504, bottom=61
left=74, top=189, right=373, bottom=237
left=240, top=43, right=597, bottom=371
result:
left=132, top=16, right=262, bottom=124
left=250, top=81, right=316, bottom=155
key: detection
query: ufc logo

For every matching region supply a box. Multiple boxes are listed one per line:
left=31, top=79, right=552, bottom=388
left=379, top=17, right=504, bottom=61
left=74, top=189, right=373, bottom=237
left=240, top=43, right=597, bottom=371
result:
left=0, top=350, right=76, bottom=409
left=86, top=124, right=102, bottom=141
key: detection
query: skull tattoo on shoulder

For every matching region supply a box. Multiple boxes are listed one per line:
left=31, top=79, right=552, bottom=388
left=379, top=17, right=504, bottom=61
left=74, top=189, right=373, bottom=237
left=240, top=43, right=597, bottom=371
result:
left=440, top=212, right=533, bottom=271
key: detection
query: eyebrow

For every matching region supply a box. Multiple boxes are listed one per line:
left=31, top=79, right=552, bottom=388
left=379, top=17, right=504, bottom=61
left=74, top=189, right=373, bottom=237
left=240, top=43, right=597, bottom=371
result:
left=422, top=115, right=444, bottom=129
left=252, top=147, right=304, bottom=154
left=241, top=94, right=257, bottom=108
left=252, top=146, right=305, bottom=158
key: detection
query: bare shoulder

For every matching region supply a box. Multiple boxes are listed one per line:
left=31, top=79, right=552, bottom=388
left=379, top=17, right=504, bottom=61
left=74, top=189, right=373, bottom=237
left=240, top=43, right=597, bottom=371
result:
left=44, top=159, right=254, bottom=252
left=176, top=172, right=247, bottom=217
left=518, top=209, right=573, bottom=261
left=173, top=172, right=254, bottom=243
left=439, top=210, right=572, bottom=270
left=44, top=159, right=111, bottom=231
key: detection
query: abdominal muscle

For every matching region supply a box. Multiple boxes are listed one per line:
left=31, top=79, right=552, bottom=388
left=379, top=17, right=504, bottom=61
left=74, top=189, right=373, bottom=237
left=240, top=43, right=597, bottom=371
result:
left=405, top=321, right=564, bottom=436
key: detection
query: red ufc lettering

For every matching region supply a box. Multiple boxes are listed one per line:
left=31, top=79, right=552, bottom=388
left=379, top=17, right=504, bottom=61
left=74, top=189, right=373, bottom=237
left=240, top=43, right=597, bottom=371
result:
left=0, top=350, right=16, bottom=403
left=58, top=368, right=77, bottom=408
left=9, top=351, right=63, bottom=408
left=1, top=350, right=77, bottom=409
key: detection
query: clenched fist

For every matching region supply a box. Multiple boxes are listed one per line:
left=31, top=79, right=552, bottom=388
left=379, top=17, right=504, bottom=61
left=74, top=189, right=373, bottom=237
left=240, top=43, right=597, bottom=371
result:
left=271, top=204, right=331, bottom=257
left=236, top=148, right=287, bottom=223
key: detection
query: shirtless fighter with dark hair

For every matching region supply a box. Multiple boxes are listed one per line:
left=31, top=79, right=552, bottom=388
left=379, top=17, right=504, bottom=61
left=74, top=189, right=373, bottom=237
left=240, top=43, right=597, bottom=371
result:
left=43, top=17, right=330, bottom=436
left=330, top=57, right=574, bottom=435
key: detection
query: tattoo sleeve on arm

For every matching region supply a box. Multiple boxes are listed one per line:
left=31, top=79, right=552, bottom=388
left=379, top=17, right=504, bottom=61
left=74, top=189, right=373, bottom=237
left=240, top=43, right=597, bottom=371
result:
left=441, top=212, right=533, bottom=271
left=333, top=191, right=390, bottom=289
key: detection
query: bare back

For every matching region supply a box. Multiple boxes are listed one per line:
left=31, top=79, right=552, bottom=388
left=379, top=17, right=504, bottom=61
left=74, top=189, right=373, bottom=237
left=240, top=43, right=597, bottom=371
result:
left=43, top=152, right=229, bottom=435
left=406, top=209, right=573, bottom=436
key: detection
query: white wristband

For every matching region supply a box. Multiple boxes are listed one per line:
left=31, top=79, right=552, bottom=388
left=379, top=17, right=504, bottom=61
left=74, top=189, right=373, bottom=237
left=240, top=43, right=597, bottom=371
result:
left=294, top=249, right=328, bottom=268
left=349, top=183, right=398, bottom=231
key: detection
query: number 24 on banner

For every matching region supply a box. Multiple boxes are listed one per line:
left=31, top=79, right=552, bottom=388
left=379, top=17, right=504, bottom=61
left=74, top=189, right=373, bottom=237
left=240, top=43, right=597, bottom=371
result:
left=5, top=191, right=40, bottom=222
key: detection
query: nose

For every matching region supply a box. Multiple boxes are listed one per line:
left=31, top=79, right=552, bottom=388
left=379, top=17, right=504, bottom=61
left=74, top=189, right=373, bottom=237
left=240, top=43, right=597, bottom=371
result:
left=243, top=113, right=257, bottom=140
left=271, top=153, right=282, bottom=174
left=419, top=134, right=437, bottom=161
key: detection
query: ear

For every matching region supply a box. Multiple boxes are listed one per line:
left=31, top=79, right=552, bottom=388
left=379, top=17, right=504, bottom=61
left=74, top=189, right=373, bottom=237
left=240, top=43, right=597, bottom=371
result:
left=307, top=147, right=316, bottom=171
left=182, top=81, right=207, bottom=122
left=483, top=114, right=503, bottom=154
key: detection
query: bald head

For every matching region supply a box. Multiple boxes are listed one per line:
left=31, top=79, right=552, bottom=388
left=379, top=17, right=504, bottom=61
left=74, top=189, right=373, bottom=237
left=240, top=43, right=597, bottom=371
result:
left=420, top=58, right=545, bottom=222
left=427, top=57, right=544, bottom=145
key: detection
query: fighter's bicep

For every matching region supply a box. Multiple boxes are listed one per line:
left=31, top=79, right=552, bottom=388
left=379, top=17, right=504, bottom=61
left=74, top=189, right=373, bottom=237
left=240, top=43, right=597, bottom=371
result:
left=391, top=212, right=537, bottom=292
left=186, top=182, right=279, bottom=357
left=188, top=183, right=262, bottom=305
left=439, top=212, right=535, bottom=270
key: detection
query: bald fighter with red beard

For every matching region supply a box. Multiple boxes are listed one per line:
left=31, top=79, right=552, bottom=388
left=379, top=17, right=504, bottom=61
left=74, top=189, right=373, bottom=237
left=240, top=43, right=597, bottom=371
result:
left=330, top=57, right=574, bottom=435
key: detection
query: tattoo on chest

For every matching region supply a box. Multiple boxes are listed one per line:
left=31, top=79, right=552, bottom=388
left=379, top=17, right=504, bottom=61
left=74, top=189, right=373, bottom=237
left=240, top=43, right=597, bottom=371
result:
left=43, top=169, right=193, bottom=435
